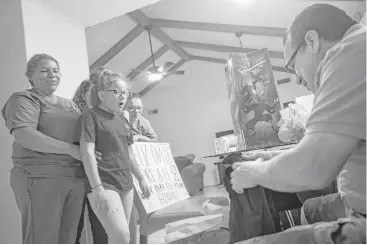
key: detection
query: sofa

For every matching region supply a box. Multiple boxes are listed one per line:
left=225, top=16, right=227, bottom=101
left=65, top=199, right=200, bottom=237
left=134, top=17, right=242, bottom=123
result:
left=173, top=154, right=206, bottom=196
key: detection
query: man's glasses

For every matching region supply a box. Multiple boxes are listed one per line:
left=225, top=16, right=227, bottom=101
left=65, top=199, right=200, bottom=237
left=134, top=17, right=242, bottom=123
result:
left=127, top=106, right=143, bottom=112
left=285, top=42, right=304, bottom=74
left=106, top=90, right=128, bottom=97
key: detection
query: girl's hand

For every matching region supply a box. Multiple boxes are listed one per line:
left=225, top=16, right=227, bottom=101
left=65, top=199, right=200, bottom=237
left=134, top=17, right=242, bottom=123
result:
left=139, top=179, right=151, bottom=199
left=90, top=187, right=110, bottom=213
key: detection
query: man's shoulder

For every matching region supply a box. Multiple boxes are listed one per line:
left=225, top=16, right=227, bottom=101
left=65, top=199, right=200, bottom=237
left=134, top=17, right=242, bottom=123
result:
left=317, top=24, right=366, bottom=91
left=325, top=24, right=365, bottom=64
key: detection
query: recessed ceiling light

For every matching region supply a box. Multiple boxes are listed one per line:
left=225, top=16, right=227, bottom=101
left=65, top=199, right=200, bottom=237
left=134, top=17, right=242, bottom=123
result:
left=227, top=0, right=255, bottom=6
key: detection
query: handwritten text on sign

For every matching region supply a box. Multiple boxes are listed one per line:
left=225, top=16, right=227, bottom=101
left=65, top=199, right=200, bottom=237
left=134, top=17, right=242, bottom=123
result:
left=131, top=143, right=190, bottom=214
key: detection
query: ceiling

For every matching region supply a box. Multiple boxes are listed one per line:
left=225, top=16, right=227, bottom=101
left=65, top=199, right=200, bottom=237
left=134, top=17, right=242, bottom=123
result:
left=36, top=0, right=163, bottom=27
left=82, top=0, right=365, bottom=95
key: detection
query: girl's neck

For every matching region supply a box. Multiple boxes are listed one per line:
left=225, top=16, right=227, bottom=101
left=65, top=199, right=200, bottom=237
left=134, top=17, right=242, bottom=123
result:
left=98, top=104, right=116, bottom=114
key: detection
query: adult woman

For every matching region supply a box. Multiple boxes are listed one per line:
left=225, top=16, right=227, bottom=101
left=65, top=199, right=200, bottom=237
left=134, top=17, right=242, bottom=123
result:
left=1, top=54, right=100, bottom=244
left=125, top=93, right=157, bottom=142
left=124, top=93, right=158, bottom=243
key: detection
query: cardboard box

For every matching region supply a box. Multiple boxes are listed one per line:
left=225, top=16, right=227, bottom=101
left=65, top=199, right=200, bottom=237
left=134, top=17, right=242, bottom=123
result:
left=225, top=49, right=283, bottom=149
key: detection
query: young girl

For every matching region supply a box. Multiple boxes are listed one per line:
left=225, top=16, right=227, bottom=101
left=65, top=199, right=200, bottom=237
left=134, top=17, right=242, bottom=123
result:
left=75, top=67, right=150, bottom=244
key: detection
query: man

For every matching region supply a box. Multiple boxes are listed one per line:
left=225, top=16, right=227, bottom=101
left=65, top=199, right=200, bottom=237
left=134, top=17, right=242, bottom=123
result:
left=231, top=4, right=366, bottom=243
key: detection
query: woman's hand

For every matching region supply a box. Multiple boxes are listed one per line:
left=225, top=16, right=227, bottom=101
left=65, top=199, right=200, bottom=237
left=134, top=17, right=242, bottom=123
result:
left=133, top=135, right=141, bottom=142
left=69, top=144, right=102, bottom=161
left=139, top=179, right=151, bottom=199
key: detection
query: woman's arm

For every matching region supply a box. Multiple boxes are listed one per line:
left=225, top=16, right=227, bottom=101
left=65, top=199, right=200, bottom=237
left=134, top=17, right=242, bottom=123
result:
left=142, top=119, right=158, bottom=142
left=12, top=127, right=79, bottom=157
left=80, top=141, right=102, bottom=189
left=134, top=135, right=157, bottom=142
left=4, top=93, right=81, bottom=158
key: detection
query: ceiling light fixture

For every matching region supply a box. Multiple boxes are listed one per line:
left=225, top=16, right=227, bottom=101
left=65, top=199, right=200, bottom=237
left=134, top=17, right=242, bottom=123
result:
left=147, top=73, right=164, bottom=82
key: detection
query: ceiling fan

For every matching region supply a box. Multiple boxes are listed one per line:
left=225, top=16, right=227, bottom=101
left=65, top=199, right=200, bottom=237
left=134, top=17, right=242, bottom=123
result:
left=129, top=26, right=185, bottom=82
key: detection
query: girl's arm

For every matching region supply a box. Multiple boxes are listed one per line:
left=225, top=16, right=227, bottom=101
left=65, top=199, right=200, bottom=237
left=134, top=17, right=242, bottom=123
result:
left=80, top=141, right=102, bottom=190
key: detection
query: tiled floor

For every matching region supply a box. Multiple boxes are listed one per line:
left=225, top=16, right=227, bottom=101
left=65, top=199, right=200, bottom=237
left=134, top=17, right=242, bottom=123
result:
left=147, top=185, right=228, bottom=244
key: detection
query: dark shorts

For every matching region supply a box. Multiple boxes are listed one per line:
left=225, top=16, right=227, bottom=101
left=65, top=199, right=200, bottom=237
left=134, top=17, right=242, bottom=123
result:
left=303, top=193, right=346, bottom=224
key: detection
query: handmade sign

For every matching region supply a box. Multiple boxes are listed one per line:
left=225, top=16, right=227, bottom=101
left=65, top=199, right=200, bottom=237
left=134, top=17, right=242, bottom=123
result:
left=225, top=49, right=283, bottom=149
left=130, top=142, right=190, bottom=214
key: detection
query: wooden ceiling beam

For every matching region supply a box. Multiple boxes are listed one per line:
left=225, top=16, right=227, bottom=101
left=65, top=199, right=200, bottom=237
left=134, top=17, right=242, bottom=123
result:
left=150, top=19, right=286, bottom=37
left=89, top=25, right=144, bottom=71
left=191, top=56, right=290, bottom=73
left=177, top=41, right=284, bottom=59
left=139, top=59, right=186, bottom=96
left=127, top=45, right=169, bottom=80
left=127, top=10, right=190, bottom=60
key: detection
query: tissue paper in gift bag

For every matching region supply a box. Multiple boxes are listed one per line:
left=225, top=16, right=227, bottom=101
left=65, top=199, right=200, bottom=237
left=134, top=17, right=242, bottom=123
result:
left=164, top=214, right=223, bottom=244
left=225, top=49, right=283, bottom=149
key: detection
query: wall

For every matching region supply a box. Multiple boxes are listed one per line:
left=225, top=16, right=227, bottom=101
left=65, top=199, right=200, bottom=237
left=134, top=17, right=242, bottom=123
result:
left=141, top=61, right=309, bottom=186
left=0, top=0, right=90, bottom=243
left=0, top=1, right=28, bottom=243
left=22, top=0, right=90, bottom=99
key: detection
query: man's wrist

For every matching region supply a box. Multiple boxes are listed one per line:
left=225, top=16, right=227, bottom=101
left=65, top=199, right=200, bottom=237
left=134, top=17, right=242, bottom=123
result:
left=250, top=160, right=266, bottom=186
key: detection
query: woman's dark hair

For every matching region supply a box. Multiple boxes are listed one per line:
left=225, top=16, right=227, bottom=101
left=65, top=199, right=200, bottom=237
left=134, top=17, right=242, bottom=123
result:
left=128, top=92, right=141, bottom=100
left=284, top=4, right=357, bottom=48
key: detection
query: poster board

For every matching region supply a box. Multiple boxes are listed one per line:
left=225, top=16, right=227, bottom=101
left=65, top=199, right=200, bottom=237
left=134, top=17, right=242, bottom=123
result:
left=130, top=142, right=190, bottom=214
left=225, top=49, right=283, bottom=149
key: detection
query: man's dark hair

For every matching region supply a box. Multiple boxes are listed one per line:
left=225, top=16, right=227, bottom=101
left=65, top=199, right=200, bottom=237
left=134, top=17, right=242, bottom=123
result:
left=283, top=4, right=357, bottom=47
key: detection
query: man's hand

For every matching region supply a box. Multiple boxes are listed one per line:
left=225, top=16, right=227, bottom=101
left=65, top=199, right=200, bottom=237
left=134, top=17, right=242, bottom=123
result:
left=230, top=158, right=264, bottom=193
left=241, top=151, right=273, bottom=161
left=139, top=179, right=151, bottom=199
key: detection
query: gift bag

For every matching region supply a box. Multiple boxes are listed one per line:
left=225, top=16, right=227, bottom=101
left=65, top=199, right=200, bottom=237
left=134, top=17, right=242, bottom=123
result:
left=164, top=214, right=224, bottom=244
left=277, top=103, right=309, bottom=143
